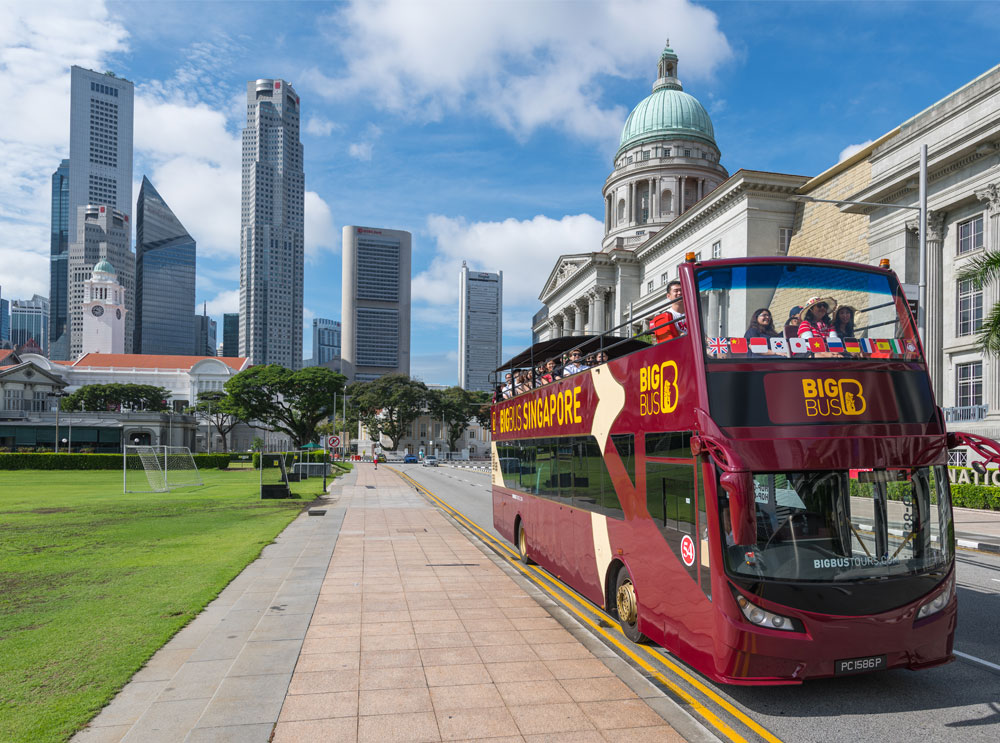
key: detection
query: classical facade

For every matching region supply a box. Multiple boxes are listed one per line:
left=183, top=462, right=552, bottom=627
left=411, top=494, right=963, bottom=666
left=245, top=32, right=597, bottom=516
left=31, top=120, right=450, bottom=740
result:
left=80, top=259, right=127, bottom=355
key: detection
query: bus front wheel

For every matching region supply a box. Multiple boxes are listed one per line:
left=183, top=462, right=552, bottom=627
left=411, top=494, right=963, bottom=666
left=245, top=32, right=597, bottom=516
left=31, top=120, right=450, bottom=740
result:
left=614, top=567, right=647, bottom=643
left=517, top=522, right=533, bottom=565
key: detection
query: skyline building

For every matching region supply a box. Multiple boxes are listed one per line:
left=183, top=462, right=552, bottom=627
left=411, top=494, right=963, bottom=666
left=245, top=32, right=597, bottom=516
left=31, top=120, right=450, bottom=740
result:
left=49, top=159, right=70, bottom=359
left=195, top=310, right=217, bottom=357
left=341, top=226, right=411, bottom=382
left=68, top=205, right=135, bottom=359
left=222, top=313, right=239, bottom=358
left=458, top=264, right=502, bottom=392
left=310, top=318, right=341, bottom=366
left=135, top=177, right=196, bottom=355
left=11, top=295, right=50, bottom=355
left=64, top=67, right=135, bottom=361
left=0, top=290, right=8, bottom=348
left=239, top=78, right=305, bottom=369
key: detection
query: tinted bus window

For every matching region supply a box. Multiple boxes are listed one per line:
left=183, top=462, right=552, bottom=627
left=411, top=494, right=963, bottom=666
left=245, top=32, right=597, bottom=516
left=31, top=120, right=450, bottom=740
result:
left=611, top=433, right=636, bottom=485
left=646, top=431, right=692, bottom=458
left=646, top=462, right=695, bottom=534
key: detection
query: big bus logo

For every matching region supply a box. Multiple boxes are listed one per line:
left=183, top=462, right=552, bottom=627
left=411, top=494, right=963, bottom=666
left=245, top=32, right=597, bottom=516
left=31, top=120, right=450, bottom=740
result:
left=639, top=361, right=679, bottom=417
left=801, top=378, right=867, bottom=417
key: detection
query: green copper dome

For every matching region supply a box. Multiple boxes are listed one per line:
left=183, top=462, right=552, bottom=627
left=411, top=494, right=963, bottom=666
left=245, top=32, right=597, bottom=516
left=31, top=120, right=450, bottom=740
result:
left=93, top=259, right=115, bottom=275
left=617, top=44, right=717, bottom=157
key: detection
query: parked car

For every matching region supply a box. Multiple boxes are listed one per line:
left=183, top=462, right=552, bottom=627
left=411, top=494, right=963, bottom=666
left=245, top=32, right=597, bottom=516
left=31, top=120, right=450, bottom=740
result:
left=403, top=454, right=418, bottom=464
left=422, top=456, right=438, bottom=467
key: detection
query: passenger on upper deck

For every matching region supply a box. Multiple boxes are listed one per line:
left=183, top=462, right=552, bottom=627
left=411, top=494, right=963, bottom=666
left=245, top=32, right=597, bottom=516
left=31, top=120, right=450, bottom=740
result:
left=797, top=296, right=836, bottom=339
left=649, top=279, right=687, bottom=343
left=501, top=372, right=514, bottom=400
left=541, top=358, right=560, bottom=385
left=832, top=305, right=856, bottom=339
left=562, top=349, right=588, bottom=375
left=744, top=308, right=778, bottom=340
left=515, top=371, right=532, bottom=396
left=783, top=306, right=803, bottom=340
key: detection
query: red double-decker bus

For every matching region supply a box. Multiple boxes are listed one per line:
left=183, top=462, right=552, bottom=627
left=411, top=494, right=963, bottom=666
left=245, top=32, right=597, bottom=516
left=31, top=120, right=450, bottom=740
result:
left=490, top=255, right=1000, bottom=685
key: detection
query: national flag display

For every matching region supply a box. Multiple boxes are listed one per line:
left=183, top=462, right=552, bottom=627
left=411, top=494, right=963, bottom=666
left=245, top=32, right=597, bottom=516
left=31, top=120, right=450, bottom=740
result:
left=875, top=339, right=892, bottom=353
left=844, top=338, right=861, bottom=354
left=707, top=338, right=730, bottom=355
left=749, top=337, right=770, bottom=354
left=788, top=337, right=810, bottom=354
left=827, top=338, right=845, bottom=353
left=728, top=337, right=749, bottom=354
left=770, top=338, right=788, bottom=354
left=807, top=337, right=827, bottom=353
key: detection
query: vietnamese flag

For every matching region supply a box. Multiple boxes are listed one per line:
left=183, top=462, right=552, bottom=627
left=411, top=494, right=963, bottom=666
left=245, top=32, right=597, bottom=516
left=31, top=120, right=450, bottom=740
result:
left=728, top=337, right=749, bottom=354
left=844, top=338, right=861, bottom=354
left=749, top=337, right=770, bottom=354
left=808, top=337, right=827, bottom=353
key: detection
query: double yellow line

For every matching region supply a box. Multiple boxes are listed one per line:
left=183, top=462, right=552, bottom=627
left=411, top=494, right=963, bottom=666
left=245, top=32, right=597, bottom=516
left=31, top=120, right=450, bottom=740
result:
left=392, top=468, right=784, bottom=743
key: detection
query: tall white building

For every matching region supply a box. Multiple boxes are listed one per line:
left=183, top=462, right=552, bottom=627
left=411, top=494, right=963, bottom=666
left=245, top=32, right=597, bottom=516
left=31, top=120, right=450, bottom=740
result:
left=310, top=318, right=341, bottom=366
left=341, top=226, right=411, bottom=382
left=239, top=78, right=305, bottom=369
left=58, top=67, right=134, bottom=360
left=80, top=259, right=127, bottom=355
left=458, top=263, right=502, bottom=392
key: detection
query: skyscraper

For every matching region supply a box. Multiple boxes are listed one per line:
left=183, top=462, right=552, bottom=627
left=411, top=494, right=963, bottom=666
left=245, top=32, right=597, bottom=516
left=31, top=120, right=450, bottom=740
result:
left=458, top=264, right=502, bottom=392
left=311, top=318, right=341, bottom=366
left=64, top=67, right=135, bottom=359
left=222, top=313, right=239, bottom=358
left=11, top=295, right=50, bottom=355
left=49, top=159, right=70, bottom=359
left=0, top=290, right=8, bottom=349
left=239, top=78, right=304, bottom=369
left=341, top=226, right=411, bottom=382
left=195, top=312, right=217, bottom=356
left=135, top=177, right=196, bottom=355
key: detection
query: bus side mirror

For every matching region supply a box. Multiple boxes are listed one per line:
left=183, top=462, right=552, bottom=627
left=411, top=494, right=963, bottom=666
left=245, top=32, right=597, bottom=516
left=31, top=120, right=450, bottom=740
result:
left=720, top=471, right=757, bottom=545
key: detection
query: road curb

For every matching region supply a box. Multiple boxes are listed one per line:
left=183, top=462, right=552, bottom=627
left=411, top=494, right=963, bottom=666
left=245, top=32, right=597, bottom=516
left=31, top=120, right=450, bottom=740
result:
left=957, top=538, right=1000, bottom=554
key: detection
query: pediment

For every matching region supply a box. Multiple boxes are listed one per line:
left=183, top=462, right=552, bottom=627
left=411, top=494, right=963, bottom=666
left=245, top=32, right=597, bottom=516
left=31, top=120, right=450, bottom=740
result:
left=0, top=362, right=68, bottom=387
left=540, top=253, right=595, bottom=300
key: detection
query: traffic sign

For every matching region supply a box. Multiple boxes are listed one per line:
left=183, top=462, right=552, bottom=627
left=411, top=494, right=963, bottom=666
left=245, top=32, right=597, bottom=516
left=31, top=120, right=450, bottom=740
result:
left=327, top=435, right=340, bottom=448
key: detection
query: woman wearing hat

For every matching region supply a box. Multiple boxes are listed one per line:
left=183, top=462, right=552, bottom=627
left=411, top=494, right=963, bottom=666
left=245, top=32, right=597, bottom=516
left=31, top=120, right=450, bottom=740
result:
left=797, top=296, right=836, bottom=339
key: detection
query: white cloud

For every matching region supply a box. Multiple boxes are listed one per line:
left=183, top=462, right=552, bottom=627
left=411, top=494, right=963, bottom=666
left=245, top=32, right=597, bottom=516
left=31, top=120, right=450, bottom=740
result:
left=411, top=213, right=604, bottom=335
left=411, top=350, right=459, bottom=385
left=347, top=123, right=381, bottom=161
left=305, top=116, right=337, bottom=136
left=838, top=139, right=876, bottom=163
left=305, top=191, right=337, bottom=259
left=304, top=0, right=732, bottom=141
left=204, top=288, right=239, bottom=316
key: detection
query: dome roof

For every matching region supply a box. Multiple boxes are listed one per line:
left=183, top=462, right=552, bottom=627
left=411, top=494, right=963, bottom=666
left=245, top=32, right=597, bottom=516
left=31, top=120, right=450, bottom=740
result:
left=93, top=259, right=115, bottom=275
left=617, top=44, right=717, bottom=157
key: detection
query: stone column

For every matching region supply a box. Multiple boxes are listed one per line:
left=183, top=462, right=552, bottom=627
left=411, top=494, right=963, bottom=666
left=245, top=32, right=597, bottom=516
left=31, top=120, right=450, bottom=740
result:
left=586, top=293, right=596, bottom=333
left=698, top=178, right=705, bottom=201
left=976, top=183, right=1000, bottom=417
left=552, top=312, right=565, bottom=338
left=574, top=299, right=587, bottom=336
left=651, top=177, right=658, bottom=219
left=925, top=210, right=947, bottom=401
left=591, top=290, right=606, bottom=334
left=678, top=176, right=685, bottom=213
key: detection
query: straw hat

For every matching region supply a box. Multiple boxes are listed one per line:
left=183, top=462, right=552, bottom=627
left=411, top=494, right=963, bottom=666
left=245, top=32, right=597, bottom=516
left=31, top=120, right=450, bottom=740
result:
left=799, top=296, right=837, bottom=320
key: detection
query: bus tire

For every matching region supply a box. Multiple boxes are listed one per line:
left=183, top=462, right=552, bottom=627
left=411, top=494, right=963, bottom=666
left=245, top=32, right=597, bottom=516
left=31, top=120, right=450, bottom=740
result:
left=517, top=521, right=533, bottom=565
left=614, top=567, right=647, bottom=643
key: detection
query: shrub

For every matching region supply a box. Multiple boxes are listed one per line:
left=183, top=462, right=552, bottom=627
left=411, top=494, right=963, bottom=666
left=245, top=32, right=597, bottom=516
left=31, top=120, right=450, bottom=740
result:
left=0, top=453, right=230, bottom=471
left=949, top=483, right=1000, bottom=510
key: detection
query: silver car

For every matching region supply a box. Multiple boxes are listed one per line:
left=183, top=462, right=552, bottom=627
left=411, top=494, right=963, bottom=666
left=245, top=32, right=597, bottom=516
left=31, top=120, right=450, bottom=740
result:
left=422, top=456, right=438, bottom=467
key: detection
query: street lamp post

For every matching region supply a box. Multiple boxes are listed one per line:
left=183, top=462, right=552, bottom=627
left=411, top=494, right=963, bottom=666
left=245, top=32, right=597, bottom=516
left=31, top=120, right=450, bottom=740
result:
left=48, top=391, right=67, bottom=453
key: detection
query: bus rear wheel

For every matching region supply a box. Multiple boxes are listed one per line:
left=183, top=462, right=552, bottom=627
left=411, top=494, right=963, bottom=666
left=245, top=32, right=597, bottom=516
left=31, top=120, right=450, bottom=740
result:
left=614, top=567, right=647, bottom=643
left=517, top=522, right=533, bottom=565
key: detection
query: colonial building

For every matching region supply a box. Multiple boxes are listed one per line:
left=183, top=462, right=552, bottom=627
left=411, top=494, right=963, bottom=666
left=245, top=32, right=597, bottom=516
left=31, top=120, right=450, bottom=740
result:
left=80, top=259, right=127, bottom=355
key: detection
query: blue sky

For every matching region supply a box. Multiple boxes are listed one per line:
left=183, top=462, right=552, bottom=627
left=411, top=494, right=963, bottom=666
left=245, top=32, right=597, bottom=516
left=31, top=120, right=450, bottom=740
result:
left=2, top=0, right=1000, bottom=382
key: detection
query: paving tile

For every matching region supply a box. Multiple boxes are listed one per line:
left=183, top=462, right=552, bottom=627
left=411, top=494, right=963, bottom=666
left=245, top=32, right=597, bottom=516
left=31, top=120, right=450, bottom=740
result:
left=419, top=646, right=482, bottom=666
left=187, top=631, right=252, bottom=662
left=228, top=639, right=302, bottom=677
left=582, top=699, right=667, bottom=729
left=415, top=632, right=474, bottom=649
left=508, top=702, right=596, bottom=735
left=413, top=619, right=466, bottom=634
left=519, top=628, right=575, bottom=644
left=304, top=626, right=362, bottom=642
left=71, top=724, right=131, bottom=742
left=249, top=612, right=313, bottom=641
left=294, top=651, right=363, bottom=673
left=302, top=636, right=363, bottom=655
left=486, top=661, right=555, bottom=684
left=287, top=670, right=360, bottom=695
left=435, top=706, right=518, bottom=741
left=278, top=691, right=358, bottom=720
left=524, top=732, right=605, bottom=743
left=469, top=630, right=524, bottom=647
left=423, top=663, right=491, bottom=687
left=359, top=686, right=433, bottom=715
left=157, top=659, right=231, bottom=702
left=183, top=723, right=276, bottom=742
left=359, top=648, right=423, bottom=669
left=495, top=679, right=573, bottom=706
left=530, top=643, right=594, bottom=660
left=544, top=659, right=615, bottom=680
left=475, top=644, right=538, bottom=663
left=272, top=717, right=358, bottom=743
left=82, top=680, right=169, bottom=727
left=559, top=677, right=638, bottom=703
left=427, top=683, right=504, bottom=712
left=361, top=621, right=414, bottom=636
left=599, top=726, right=685, bottom=743
left=357, top=710, right=440, bottom=743
left=120, top=698, right=208, bottom=742
left=361, top=633, right=418, bottom=651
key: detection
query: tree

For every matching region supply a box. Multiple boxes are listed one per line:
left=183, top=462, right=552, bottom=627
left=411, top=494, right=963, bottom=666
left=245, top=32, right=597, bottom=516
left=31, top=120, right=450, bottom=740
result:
left=62, top=383, right=169, bottom=412
left=192, top=390, right=243, bottom=452
left=957, top=250, right=1000, bottom=356
left=348, top=374, right=428, bottom=450
left=427, top=387, right=491, bottom=452
left=225, top=365, right=346, bottom=448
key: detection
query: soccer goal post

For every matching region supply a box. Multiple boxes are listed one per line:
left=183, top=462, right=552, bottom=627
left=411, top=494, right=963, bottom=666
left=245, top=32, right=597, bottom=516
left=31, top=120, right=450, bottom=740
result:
left=124, top=445, right=203, bottom=493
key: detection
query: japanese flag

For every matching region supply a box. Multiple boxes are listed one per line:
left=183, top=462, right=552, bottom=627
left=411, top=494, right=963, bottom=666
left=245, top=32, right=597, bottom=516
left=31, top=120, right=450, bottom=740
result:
left=788, top=337, right=810, bottom=354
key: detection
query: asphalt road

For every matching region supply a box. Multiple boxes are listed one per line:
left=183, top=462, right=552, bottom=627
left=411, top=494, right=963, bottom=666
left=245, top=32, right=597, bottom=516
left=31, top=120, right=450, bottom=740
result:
left=400, top=463, right=1000, bottom=743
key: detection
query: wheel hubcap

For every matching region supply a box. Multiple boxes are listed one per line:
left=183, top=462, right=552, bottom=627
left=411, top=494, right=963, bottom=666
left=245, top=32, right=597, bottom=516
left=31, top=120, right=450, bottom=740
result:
left=518, top=528, right=526, bottom=557
left=616, top=580, right=637, bottom=624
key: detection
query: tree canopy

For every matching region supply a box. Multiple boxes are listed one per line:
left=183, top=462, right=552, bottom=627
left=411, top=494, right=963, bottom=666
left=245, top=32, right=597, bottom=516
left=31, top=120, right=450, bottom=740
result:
left=957, top=250, right=1000, bottom=356
left=62, top=383, right=169, bottom=412
left=348, top=374, right=428, bottom=451
left=191, top=390, right=244, bottom=452
left=427, top=387, right=492, bottom=452
left=224, top=365, right=346, bottom=448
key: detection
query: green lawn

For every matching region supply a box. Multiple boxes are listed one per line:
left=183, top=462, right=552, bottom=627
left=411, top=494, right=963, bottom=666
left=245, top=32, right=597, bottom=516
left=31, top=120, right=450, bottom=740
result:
left=0, top=468, right=324, bottom=742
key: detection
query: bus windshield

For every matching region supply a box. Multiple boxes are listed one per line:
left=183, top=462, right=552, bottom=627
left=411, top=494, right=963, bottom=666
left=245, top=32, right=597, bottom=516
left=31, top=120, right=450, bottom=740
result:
left=697, top=262, right=921, bottom=362
left=720, top=467, right=953, bottom=582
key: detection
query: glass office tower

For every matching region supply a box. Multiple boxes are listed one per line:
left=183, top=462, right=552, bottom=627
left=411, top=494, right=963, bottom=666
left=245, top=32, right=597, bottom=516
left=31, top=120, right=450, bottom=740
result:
left=222, top=313, right=239, bottom=358
left=135, top=177, right=196, bottom=355
left=11, top=295, right=50, bottom=354
left=49, top=159, right=70, bottom=359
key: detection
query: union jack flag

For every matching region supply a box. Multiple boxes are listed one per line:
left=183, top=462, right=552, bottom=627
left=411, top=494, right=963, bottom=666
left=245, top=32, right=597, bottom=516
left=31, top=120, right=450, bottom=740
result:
left=708, top=338, right=730, bottom=356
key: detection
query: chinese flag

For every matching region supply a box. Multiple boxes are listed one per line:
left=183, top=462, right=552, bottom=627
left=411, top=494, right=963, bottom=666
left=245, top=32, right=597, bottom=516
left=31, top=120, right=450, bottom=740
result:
left=728, top=337, right=748, bottom=354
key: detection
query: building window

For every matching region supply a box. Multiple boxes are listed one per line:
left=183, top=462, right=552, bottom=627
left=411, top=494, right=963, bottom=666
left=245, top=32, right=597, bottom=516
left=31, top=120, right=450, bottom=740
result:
left=957, top=278, right=984, bottom=336
left=712, top=241, right=722, bottom=259
left=956, top=362, right=983, bottom=407
left=778, top=227, right=793, bottom=255
left=684, top=149, right=691, bottom=157
left=660, top=272, right=669, bottom=286
left=695, top=251, right=702, bottom=261
left=947, top=449, right=967, bottom=466
left=958, top=216, right=983, bottom=255
left=642, top=151, right=650, bottom=161
left=647, top=280, right=654, bottom=294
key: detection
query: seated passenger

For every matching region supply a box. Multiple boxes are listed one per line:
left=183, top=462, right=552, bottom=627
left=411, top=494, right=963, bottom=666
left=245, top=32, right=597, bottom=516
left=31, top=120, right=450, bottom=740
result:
left=744, top=308, right=778, bottom=339
left=562, top=349, right=588, bottom=375
left=533, top=364, right=546, bottom=388
left=501, top=372, right=514, bottom=400
left=832, top=305, right=855, bottom=339
left=515, top=371, right=531, bottom=396
left=541, top=358, right=560, bottom=384
left=783, top=306, right=803, bottom=340
left=649, top=279, right=687, bottom=343
left=797, top=296, right=836, bottom=339
left=595, top=350, right=609, bottom=365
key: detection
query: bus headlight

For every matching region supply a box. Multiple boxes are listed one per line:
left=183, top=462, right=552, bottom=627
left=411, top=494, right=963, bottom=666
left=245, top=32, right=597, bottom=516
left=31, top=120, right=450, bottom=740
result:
left=916, top=575, right=955, bottom=620
left=735, top=592, right=798, bottom=632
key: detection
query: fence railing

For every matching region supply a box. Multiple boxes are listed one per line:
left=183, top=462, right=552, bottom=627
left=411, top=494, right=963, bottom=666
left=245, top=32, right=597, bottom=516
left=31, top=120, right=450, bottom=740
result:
left=943, top=405, right=989, bottom=423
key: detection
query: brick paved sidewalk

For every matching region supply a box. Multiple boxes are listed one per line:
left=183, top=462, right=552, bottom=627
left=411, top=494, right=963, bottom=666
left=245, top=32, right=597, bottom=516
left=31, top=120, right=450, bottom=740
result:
left=274, top=464, right=686, bottom=743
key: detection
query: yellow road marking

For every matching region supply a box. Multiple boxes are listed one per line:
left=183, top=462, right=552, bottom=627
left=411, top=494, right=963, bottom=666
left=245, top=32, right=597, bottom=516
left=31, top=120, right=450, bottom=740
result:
left=393, top=468, right=787, bottom=743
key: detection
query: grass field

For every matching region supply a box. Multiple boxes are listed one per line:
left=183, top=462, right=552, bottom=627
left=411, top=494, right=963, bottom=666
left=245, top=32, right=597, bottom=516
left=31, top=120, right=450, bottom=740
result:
left=0, top=467, right=329, bottom=742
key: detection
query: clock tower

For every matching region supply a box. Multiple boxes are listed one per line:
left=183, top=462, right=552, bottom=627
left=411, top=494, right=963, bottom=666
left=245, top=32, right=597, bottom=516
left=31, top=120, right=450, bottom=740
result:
left=80, top=258, right=127, bottom=356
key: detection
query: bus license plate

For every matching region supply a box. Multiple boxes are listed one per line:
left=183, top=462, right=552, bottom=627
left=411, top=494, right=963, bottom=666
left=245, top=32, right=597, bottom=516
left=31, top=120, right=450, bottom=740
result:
left=835, top=654, right=886, bottom=675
